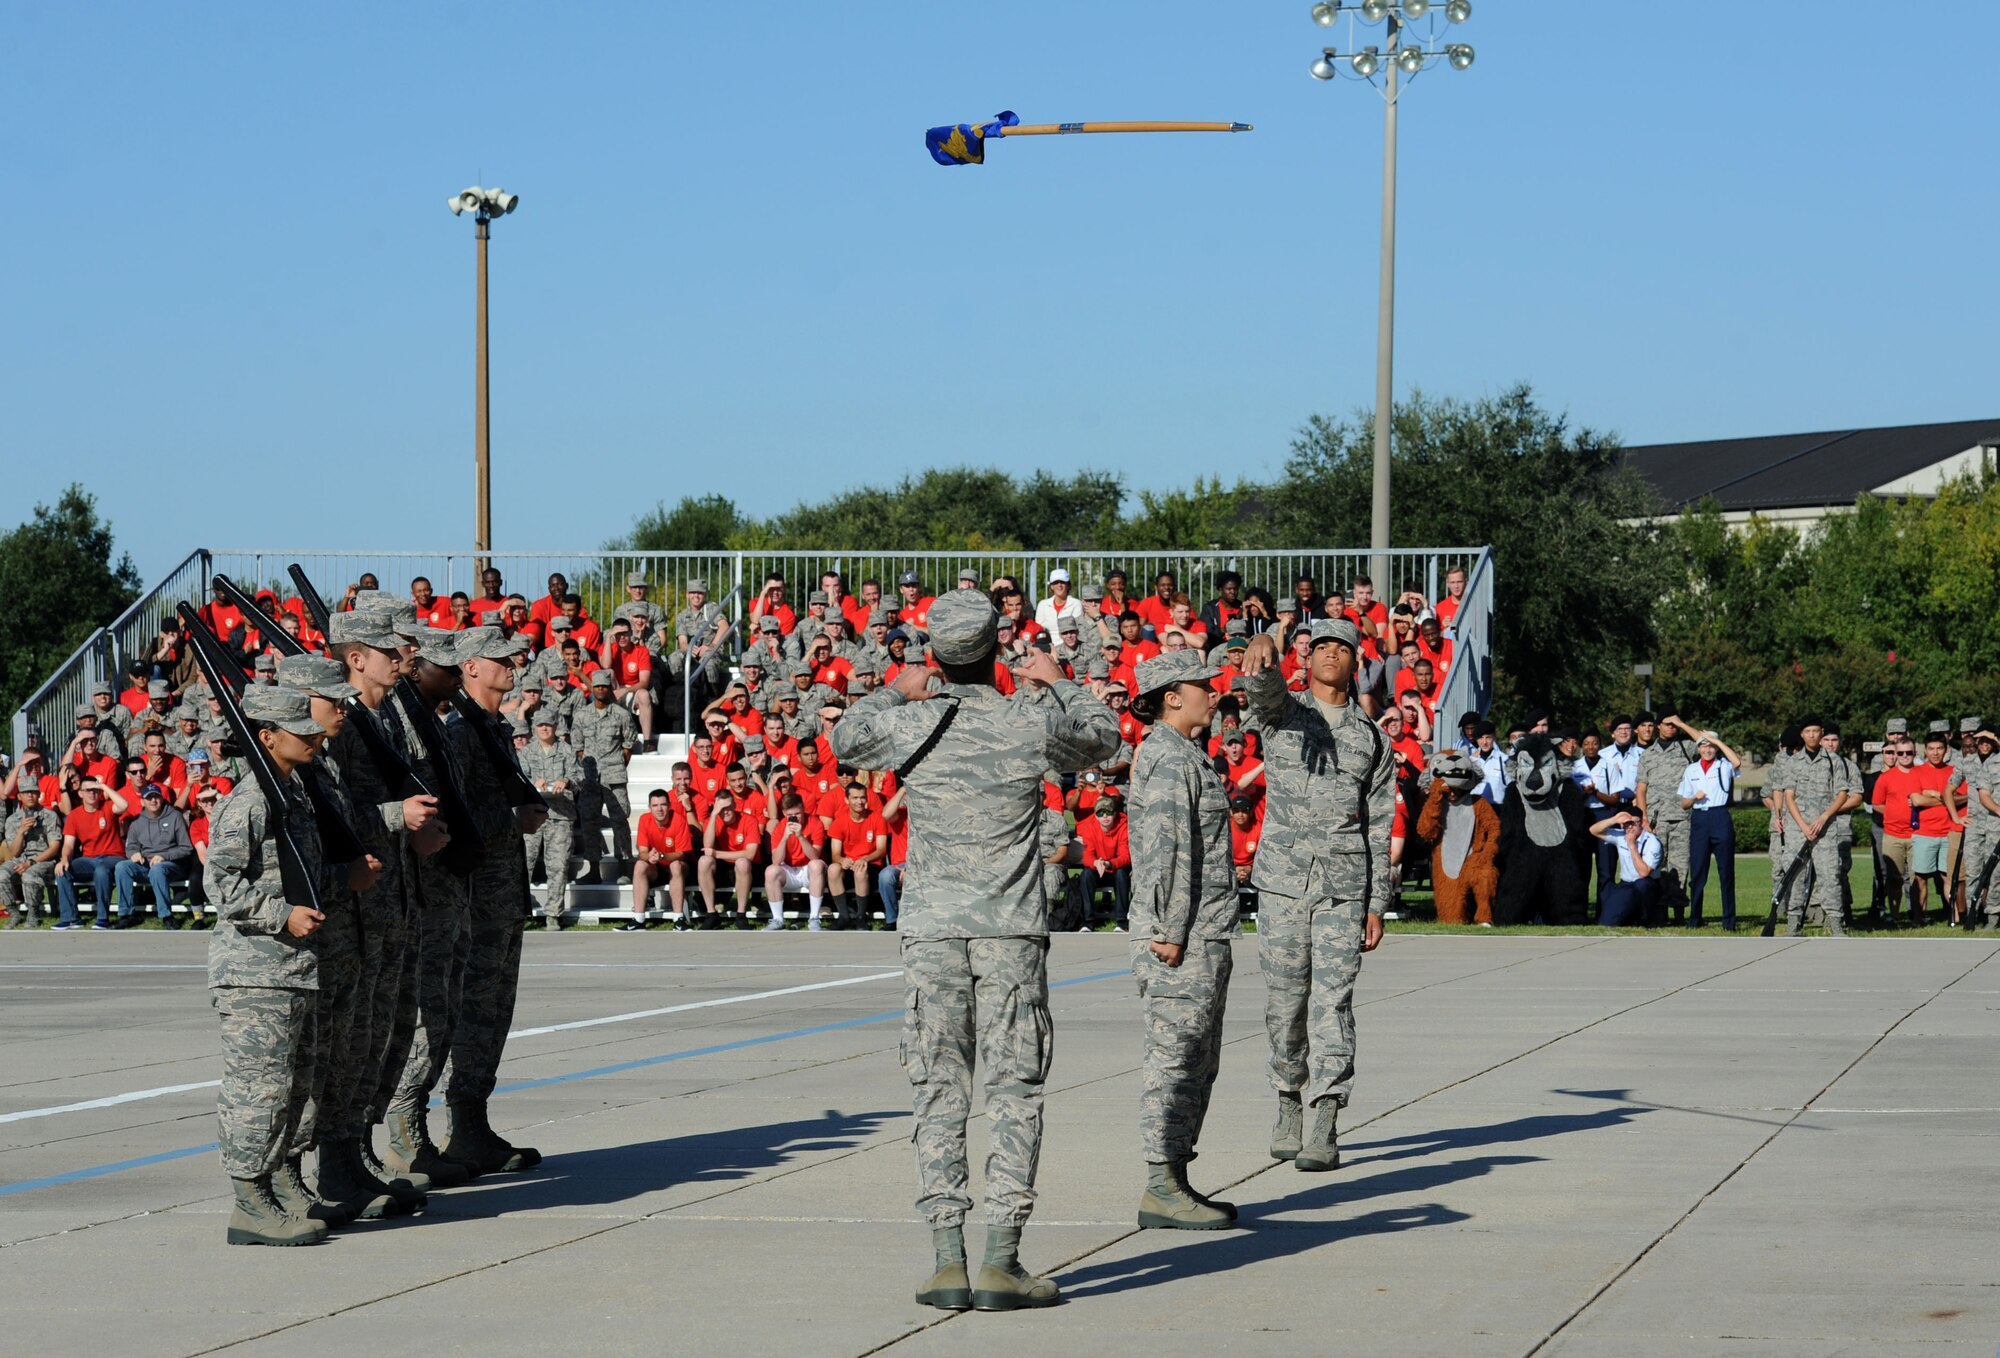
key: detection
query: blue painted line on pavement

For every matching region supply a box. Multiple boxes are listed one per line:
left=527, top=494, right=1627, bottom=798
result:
left=0, top=967, right=1130, bottom=1199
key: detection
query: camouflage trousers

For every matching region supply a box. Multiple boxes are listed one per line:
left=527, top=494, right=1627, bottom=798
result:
left=390, top=860, right=471, bottom=1117
left=1259, top=890, right=1365, bottom=1109
left=1769, top=831, right=1796, bottom=896
left=583, top=783, right=632, bottom=867
left=443, top=835, right=530, bottom=1104
left=525, top=818, right=575, bottom=920
left=1133, top=938, right=1232, bottom=1163
left=294, top=897, right=362, bottom=1152
left=900, top=936, right=1053, bottom=1228
left=364, top=850, right=421, bottom=1126
left=1790, top=833, right=1845, bottom=917
left=1963, top=824, right=2000, bottom=919
left=1652, top=817, right=1692, bottom=919
left=0, top=861, right=55, bottom=921
left=212, top=986, right=314, bottom=1180
left=319, top=870, right=394, bottom=1142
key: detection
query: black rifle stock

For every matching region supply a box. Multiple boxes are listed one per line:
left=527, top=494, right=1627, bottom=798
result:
left=1761, top=846, right=1815, bottom=938
left=175, top=603, right=325, bottom=915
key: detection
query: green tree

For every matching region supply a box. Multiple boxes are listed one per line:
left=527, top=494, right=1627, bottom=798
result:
left=1114, top=476, right=1267, bottom=551
left=764, top=467, right=1124, bottom=551
left=0, top=486, right=140, bottom=717
left=1274, top=384, right=1666, bottom=719
left=617, top=494, right=745, bottom=552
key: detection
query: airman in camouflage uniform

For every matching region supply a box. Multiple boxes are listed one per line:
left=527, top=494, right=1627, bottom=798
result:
left=1636, top=716, right=1701, bottom=923
left=671, top=579, right=733, bottom=708
left=1780, top=716, right=1862, bottom=936
left=613, top=571, right=667, bottom=634
left=1763, top=743, right=1797, bottom=907
left=384, top=627, right=479, bottom=1185
left=1240, top=620, right=1393, bottom=1174
left=573, top=671, right=642, bottom=876
left=2, top=785, right=62, bottom=927
left=441, top=626, right=546, bottom=1175
left=1128, top=650, right=1241, bottom=1231
left=1960, top=727, right=2000, bottom=929
left=832, top=590, right=1120, bottom=1314
left=206, top=683, right=334, bottom=1246
left=522, top=711, right=583, bottom=926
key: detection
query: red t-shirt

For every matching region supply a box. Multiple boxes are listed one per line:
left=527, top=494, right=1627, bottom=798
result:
left=1390, top=733, right=1426, bottom=772
left=753, top=601, right=798, bottom=636
left=64, top=805, right=125, bottom=858
left=613, top=644, right=652, bottom=688
left=1230, top=814, right=1261, bottom=869
left=762, top=729, right=799, bottom=768
left=1135, top=596, right=1175, bottom=634
left=1416, top=634, right=1454, bottom=675
left=1392, top=786, right=1410, bottom=840
left=708, top=812, right=763, bottom=859
left=1076, top=814, right=1131, bottom=870
left=467, top=595, right=508, bottom=620
left=689, top=758, right=729, bottom=810
left=990, top=660, right=1017, bottom=696
left=884, top=802, right=909, bottom=865
left=120, top=689, right=150, bottom=716
left=531, top=593, right=575, bottom=627
left=828, top=808, right=890, bottom=862
left=69, top=752, right=122, bottom=786
left=1872, top=767, right=1918, bottom=840
left=638, top=810, right=694, bottom=858
left=796, top=767, right=843, bottom=810
left=771, top=817, right=827, bottom=867
left=200, top=601, right=247, bottom=643
left=1218, top=756, right=1266, bottom=805
left=1042, top=781, right=1066, bottom=813
left=1435, top=595, right=1461, bottom=630
left=1118, top=711, right=1147, bottom=750
left=841, top=598, right=873, bottom=636
left=733, top=788, right=770, bottom=828
left=899, top=596, right=936, bottom=630
left=139, top=754, right=189, bottom=798
left=1207, top=731, right=1261, bottom=761
left=727, top=707, right=766, bottom=740
left=416, top=598, right=454, bottom=630
left=1910, top=763, right=1957, bottom=836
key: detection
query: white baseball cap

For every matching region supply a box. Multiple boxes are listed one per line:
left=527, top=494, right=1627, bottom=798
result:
left=1048, top=569, right=1070, bottom=584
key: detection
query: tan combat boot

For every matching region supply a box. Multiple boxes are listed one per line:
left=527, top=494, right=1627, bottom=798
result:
left=972, top=1225, right=1060, bottom=1311
left=226, top=1175, right=328, bottom=1246
left=1137, top=1161, right=1233, bottom=1230
left=914, top=1225, right=972, bottom=1311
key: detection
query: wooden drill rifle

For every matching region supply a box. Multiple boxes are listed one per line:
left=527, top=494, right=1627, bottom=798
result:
left=181, top=603, right=367, bottom=871
left=292, top=562, right=540, bottom=811
left=176, top=602, right=334, bottom=913
left=1760, top=846, right=1816, bottom=938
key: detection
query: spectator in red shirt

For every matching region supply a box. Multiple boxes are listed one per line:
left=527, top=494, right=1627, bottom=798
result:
left=1199, top=571, right=1244, bottom=638
left=1075, top=791, right=1132, bottom=927
left=1380, top=706, right=1426, bottom=775
left=177, top=748, right=234, bottom=812
left=555, top=595, right=601, bottom=653
left=824, top=780, right=889, bottom=930
left=745, top=574, right=796, bottom=638
left=1134, top=570, right=1178, bottom=637
left=1435, top=565, right=1468, bottom=633
left=687, top=732, right=729, bottom=817
left=54, top=778, right=130, bottom=928
left=530, top=573, right=571, bottom=627
left=1166, top=594, right=1207, bottom=646
left=1229, top=795, right=1263, bottom=890
left=604, top=619, right=656, bottom=741
left=697, top=790, right=763, bottom=928
left=467, top=567, right=508, bottom=621
left=764, top=792, right=828, bottom=930
left=447, top=592, right=474, bottom=629
left=1909, top=735, right=1961, bottom=922
left=1213, top=731, right=1266, bottom=808
left=410, top=577, right=451, bottom=629
left=1416, top=616, right=1454, bottom=677
left=627, top=786, right=694, bottom=930
left=1871, top=738, right=1921, bottom=922
left=723, top=762, right=770, bottom=829
left=1348, top=576, right=1389, bottom=641
left=894, top=571, right=935, bottom=631
left=136, top=731, right=189, bottom=799
left=198, top=581, right=247, bottom=648
left=62, top=729, right=121, bottom=789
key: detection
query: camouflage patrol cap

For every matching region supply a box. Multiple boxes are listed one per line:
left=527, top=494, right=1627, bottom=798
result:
left=275, top=654, right=359, bottom=701
left=253, top=652, right=276, bottom=671
left=1224, top=619, right=1249, bottom=638
left=758, top=616, right=782, bottom=633
left=1309, top=618, right=1363, bottom=654
left=414, top=628, right=462, bottom=667
left=1960, top=716, right=1982, bottom=733
left=845, top=681, right=870, bottom=697
left=957, top=567, right=979, bottom=584
left=1929, top=719, right=1951, bottom=736
left=89, top=680, right=113, bottom=698
left=687, top=578, right=710, bottom=594
left=353, top=590, right=410, bottom=614
left=242, top=684, right=328, bottom=736
left=1080, top=582, right=1104, bottom=602
left=850, top=656, right=878, bottom=676
left=547, top=615, right=574, bottom=633
left=73, top=703, right=95, bottom=721
left=1275, top=597, right=1298, bottom=614
left=740, top=651, right=766, bottom=670
left=807, top=590, right=829, bottom=606
left=455, top=626, right=519, bottom=663
left=588, top=669, right=614, bottom=688
left=174, top=705, right=201, bottom=724
left=521, top=678, right=543, bottom=693
left=925, top=590, right=998, bottom=665
left=148, top=679, right=173, bottom=698
left=532, top=709, right=557, bottom=727
left=1058, top=617, right=1081, bottom=635
left=1134, top=649, right=1224, bottom=696
left=1885, top=716, right=1908, bottom=734
left=626, top=571, right=648, bottom=587
left=328, top=610, right=401, bottom=650
left=868, top=607, right=894, bottom=627
left=742, top=733, right=766, bottom=754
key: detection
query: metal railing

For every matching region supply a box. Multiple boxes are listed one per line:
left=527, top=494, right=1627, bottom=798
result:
left=16, top=545, right=1497, bottom=759
left=1433, top=546, right=1495, bottom=744
left=10, top=549, right=210, bottom=762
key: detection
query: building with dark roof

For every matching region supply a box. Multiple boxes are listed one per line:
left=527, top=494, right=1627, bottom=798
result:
left=1619, top=417, right=2000, bottom=527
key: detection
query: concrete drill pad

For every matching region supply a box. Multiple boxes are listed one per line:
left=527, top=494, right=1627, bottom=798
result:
left=1, top=933, right=1991, bottom=1357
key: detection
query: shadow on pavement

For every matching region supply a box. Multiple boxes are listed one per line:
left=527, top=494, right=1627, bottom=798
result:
left=413, top=1107, right=906, bottom=1218
left=1058, top=1153, right=1521, bottom=1297
left=1340, top=1099, right=1651, bottom=1166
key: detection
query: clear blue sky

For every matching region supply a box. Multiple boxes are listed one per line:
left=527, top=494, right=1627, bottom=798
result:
left=6, top=2, right=1996, bottom=580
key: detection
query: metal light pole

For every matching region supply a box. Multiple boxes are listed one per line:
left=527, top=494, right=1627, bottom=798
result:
left=448, top=185, right=520, bottom=576
left=1310, top=0, right=1475, bottom=593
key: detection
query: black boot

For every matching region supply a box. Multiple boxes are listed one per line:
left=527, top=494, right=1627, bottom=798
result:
left=443, top=1099, right=542, bottom=1174
left=312, top=1138, right=406, bottom=1220
left=385, top=1106, right=473, bottom=1188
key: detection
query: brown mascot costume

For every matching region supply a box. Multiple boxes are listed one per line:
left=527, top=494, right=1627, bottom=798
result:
left=1417, top=749, right=1499, bottom=925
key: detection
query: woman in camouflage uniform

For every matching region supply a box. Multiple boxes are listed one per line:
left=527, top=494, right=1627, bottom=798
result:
left=1126, top=650, right=1242, bottom=1230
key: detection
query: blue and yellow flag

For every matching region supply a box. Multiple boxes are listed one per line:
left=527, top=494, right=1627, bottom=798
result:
left=925, top=110, right=1019, bottom=166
